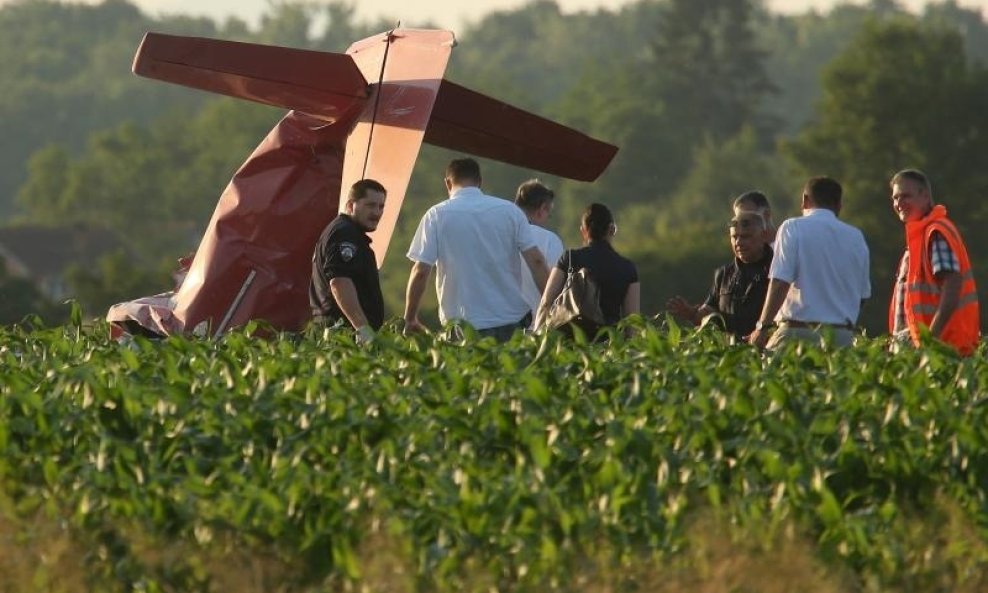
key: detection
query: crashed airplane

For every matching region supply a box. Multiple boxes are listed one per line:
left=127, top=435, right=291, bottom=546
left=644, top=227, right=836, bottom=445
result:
left=107, top=28, right=617, bottom=338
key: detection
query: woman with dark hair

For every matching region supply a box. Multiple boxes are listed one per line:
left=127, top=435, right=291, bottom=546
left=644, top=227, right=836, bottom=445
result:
left=535, top=203, right=640, bottom=329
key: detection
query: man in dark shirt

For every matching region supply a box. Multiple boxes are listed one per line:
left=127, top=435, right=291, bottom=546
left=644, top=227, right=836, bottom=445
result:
left=666, top=212, right=772, bottom=342
left=310, top=179, right=387, bottom=343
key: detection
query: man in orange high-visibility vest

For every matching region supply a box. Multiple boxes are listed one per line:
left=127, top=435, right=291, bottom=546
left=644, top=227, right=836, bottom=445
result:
left=889, top=169, right=980, bottom=355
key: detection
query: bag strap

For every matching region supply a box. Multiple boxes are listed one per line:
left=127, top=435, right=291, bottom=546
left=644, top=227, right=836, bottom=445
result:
left=549, top=251, right=577, bottom=310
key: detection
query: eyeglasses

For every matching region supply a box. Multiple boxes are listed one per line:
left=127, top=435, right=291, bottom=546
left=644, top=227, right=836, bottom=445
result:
left=729, top=218, right=758, bottom=230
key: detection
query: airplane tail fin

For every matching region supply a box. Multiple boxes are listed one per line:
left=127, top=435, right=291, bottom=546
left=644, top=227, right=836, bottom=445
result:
left=340, top=29, right=457, bottom=266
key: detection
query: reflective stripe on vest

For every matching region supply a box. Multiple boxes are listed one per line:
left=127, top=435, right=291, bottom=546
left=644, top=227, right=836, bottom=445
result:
left=895, top=205, right=980, bottom=355
left=911, top=292, right=979, bottom=316
left=908, top=270, right=975, bottom=294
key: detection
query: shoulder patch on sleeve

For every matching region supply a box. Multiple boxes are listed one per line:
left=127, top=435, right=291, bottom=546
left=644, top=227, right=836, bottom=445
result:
left=339, top=242, right=357, bottom=262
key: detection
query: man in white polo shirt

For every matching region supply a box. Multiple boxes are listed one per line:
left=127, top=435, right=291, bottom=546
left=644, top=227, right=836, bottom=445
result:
left=404, top=158, right=549, bottom=342
left=750, top=176, right=871, bottom=349
left=514, top=179, right=564, bottom=325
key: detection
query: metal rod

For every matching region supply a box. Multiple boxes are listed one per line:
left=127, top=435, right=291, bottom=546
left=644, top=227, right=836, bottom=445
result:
left=215, top=269, right=257, bottom=336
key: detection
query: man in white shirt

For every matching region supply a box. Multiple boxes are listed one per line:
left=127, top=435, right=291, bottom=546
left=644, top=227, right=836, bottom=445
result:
left=514, top=179, right=564, bottom=325
left=404, top=158, right=549, bottom=341
left=750, top=176, right=871, bottom=349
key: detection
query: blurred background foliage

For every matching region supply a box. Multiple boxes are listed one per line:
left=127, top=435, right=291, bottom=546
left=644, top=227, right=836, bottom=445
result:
left=3, top=0, right=988, bottom=333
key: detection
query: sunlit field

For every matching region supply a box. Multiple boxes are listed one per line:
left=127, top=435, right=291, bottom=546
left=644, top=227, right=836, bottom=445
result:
left=2, top=316, right=987, bottom=592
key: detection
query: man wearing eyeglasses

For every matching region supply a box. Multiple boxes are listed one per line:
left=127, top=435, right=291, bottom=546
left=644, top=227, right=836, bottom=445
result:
left=666, top=211, right=773, bottom=343
left=732, top=190, right=776, bottom=245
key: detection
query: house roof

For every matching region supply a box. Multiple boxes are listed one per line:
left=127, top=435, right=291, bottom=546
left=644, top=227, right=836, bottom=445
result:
left=0, top=224, right=124, bottom=278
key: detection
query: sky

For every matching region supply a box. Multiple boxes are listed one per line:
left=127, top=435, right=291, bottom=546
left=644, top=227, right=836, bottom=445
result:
left=7, top=0, right=987, bottom=31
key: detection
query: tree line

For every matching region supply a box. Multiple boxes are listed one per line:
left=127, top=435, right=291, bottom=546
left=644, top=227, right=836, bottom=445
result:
left=3, top=0, right=988, bottom=335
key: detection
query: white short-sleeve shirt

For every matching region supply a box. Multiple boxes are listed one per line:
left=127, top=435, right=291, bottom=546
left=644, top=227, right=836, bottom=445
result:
left=770, top=208, right=871, bottom=325
left=518, top=224, right=564, bottom=318
left=407, top=186, right=537, bottom=329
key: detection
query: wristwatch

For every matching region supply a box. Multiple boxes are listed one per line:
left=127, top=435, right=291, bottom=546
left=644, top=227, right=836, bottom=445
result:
left=755, top=320, right=776, bottom=331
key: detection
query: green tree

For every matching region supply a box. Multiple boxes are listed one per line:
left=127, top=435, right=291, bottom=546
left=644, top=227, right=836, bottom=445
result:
left=754, top=3, right=893, bottom=134
left=16, top=99, right=280, bottom=261
left=924, top=0, right=988, bottom=65
left=0, top=264, right=62, bottom=325
left=257, top=0, right=316, bottom=48
left=63, top=249, right=170, bottom=317
left=552, top=0, right=777, bottom=238
left=552, top=61, right=675, bottom=236
left=658, top=126, right=797, bottom=233
left=0, top=0, right=217, bottom=215
left=311, top=1, right=396, bottom=51
left=651, top=0, right=776, bottom=144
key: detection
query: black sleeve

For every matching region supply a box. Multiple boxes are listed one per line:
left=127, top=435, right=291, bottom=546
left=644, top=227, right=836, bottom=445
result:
left=556, top=249, right=572, bottom=272
left=703, top=267, right=723, bottom=310
left=322, top=237, right=365, bottom=280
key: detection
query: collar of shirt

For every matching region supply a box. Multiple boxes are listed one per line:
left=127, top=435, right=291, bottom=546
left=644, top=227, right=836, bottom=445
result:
left=587, top=239, right=615, bottom=251
left=735, top=245, right=773, bottom=270
left=449, top=186, right=485, bottom=200
left=802, top=208, right=837, bottom=220
left=338, top=214, right=373, bottom=242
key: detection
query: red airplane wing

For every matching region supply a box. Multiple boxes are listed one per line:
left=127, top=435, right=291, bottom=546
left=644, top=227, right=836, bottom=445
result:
left=132, top=32, right=370, bottom=122
left=426, top=80, right=617, bottom=182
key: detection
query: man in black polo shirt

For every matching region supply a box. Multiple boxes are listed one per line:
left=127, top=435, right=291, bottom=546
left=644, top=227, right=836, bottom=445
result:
left=666, top=212, right=773, bottom=343
left=310, top=179, right=387, bottom=343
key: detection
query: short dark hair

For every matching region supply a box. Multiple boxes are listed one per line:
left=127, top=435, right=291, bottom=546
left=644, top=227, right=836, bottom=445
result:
left=349, top=178, right=386, bottom=202
left=890, top=169, right=932, bottom=194
left=582, top=203, right=614, bottom=242
left=515, top=179, right=554, bottom=213
left=445, top=158, right=481, bottom=185
left=805, top=176, right=842, bottom=210
left=733, top=190, right=770, bottom=212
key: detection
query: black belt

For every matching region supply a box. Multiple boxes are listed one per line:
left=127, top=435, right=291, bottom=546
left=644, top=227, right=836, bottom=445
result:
left=779, top=320, right=855, bottom=330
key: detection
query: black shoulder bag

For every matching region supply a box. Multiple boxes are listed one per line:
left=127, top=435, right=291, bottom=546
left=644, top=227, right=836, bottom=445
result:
left=542, top=257, right=605, bottom=337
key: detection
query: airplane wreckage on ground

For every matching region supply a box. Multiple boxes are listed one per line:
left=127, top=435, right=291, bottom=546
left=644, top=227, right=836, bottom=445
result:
left=106, top=28, right=618, bottom=338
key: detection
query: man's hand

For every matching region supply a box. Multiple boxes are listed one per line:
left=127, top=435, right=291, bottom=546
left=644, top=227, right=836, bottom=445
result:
left=750, top=279, right=789, bottom=350
left=666, top=296, right=699, bottom=325
left=749, top=327, right=771, bottom=349
left=403, top=317, right=427, bottom=335
left=355, top=325, right=375, bottom=345
left=930, top=270, right=962, bottom=338
left=329, top=277, right=370, bottom=331
left=403, top=261, right=432, bottom=334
